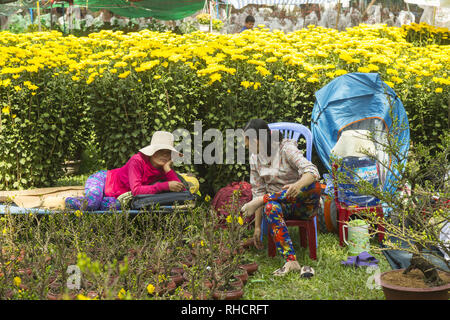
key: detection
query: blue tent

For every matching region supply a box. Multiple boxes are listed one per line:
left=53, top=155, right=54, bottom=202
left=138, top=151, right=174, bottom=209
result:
left=311, top=72, right=410, bottom=194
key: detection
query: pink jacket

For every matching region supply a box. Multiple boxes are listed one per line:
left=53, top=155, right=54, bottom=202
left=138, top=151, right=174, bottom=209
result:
left=104, top=152, right=182, bottom=198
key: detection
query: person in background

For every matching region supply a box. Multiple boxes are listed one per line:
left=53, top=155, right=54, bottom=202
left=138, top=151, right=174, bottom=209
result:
left=240, top=15, right=255, bottom=32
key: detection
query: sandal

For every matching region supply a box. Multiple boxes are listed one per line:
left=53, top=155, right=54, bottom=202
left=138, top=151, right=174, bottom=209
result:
left=300, top=266, right=315, bottom=279
left=273, top=261, right=301, bottom=276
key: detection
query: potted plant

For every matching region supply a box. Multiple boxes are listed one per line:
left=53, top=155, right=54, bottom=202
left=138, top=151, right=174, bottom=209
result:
left=196, top=13, right=211, bottom=32
left=234, top=267, right=249, bottom=285
left=211, top=19, right=224, bottom=34
left=238, top=252, right=259, bottom=276
left=209, top=211, right=247, bottom=299
left=212, top=277, right=244, bottom=300
left=332, top=115, right=450, bottom=299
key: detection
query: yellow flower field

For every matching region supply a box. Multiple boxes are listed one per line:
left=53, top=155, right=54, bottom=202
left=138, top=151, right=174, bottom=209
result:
left=0, top=23, right=448, bottom=189
left=0, top=24, right=448, bottom=93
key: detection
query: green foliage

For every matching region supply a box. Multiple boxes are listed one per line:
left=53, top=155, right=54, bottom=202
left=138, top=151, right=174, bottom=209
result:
left=177, top=20, right=198, bottom=34
left=401, top=23, right=450, bottom=46
left=332, top=123, right=450, bottom=282
left=26, top=24, right=50, bottom=33
left=54, top=18, right=168, bottom=37
left=0, top=74, right=90, bottom=189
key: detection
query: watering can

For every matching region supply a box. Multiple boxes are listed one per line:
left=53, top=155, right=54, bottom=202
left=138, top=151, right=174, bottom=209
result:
left=342, top=219, right=370, bottom=256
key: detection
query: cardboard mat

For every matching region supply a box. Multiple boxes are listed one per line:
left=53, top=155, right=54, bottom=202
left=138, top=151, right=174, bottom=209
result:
left=0, top=186, right=84, bottom=210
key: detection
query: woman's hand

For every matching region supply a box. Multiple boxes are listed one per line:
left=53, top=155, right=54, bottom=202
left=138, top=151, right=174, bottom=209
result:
left=282, top=181, right=303, bottom=199
left=168, top=181, right=185, bottom=192
left=253, top=227, right=263, bottom=249
left=163, top=160, right=173, bottom=173
left=282, top=173, right=316, bottom=200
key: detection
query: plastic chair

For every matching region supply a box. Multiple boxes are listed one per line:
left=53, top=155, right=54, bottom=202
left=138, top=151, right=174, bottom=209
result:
left=331, top=163, right=385, bottom=247
left=261, top=122, right=318, bottom=260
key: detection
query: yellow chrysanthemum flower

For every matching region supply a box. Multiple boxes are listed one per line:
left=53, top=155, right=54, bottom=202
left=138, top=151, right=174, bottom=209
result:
left=209, top=73, right=222, bottom=84
left=2, top=105, right=10, bottom=115
left=13, top=276, right=21, bottom=287
left=147, top=284, right=155, bottom=294
left=117, top=288, right=127, bottom=299
left=118, top=71, right=131, bottom=79
left=255, top=66, right=270, bottom=77
left=241, top=81, right=253, bottom=89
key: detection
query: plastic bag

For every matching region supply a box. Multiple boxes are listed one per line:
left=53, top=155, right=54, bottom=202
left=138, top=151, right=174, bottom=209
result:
left=7, top=14, right=31, bottom=33
left=319, top=7, right=337, bottom=28
left=349, top=7, right=362, bottom=27
left=397, top=10, right=416, bottom=26
left=304, top=11, right=319, bottom=27
left=337, top=157, right=380, bottom=207
left=366, top=4, right=381, bottom=24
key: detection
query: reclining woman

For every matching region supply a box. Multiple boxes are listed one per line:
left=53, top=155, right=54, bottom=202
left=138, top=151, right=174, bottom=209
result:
left=65, top=131, right=185, bottom=211
left=241, top=119, right=321, bottom=276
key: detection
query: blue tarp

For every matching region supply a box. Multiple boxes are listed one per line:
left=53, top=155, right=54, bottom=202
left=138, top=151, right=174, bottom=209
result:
left=311, top=72, right=410, bottom=195
left=381, top=236, right=450, bottom=272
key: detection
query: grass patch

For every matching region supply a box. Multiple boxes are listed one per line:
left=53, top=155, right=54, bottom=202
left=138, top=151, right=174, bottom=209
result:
left=243, top=229, right=389, bottom=300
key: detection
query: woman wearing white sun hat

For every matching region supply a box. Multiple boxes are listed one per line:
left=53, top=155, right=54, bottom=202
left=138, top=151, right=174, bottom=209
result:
left=65, top=131, right=185, bottom=211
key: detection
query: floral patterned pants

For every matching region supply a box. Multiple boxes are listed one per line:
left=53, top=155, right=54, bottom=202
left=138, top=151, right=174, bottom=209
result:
left=65, top=170, right=121, bottom=211
left=263, top=182, right=322, bottom=262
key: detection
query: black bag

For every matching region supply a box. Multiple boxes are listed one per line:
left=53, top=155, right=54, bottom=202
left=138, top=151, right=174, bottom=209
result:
left=130, top=174, right=196, bottom=210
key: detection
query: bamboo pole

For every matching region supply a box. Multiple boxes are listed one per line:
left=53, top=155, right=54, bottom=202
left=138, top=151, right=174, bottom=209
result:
left=303, top=0, right=309, bottom=28
left=37, top=1, right=41, bottom=31
left=209, top=0, right=213, bottom=32
left=364, top=0, right=376, bottom=17
left=432, top=6, right=436, bottom=26
left=336, top=0, right=341, bottom=29
left=50, top=1, right=53, bottom=30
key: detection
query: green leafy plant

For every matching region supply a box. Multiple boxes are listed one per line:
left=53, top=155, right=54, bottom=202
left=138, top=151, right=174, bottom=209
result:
left=332, top=113, right=449, bottom=287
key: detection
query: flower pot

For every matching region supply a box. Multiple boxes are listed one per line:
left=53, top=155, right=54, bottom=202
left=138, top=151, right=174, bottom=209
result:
left=379, top=269, right=450, bottom=300
left=84, top=290, right=102, bottom=299
left=170, top=273, right=184, bottom=287
left=234, top=267, right=248, bottom=285
left=171, top=266, right=185, bottom=275
left=150, top=280, right=177, bottom=296
left=127, top=248, right=139, bottom=261
left=212, top=288, right=244, bottom=300
left=198, top=24, right=210, bottom=32
left=239, top=262, right=258, bottom=276
left=48, top=277, right=62, bottom=291
left=108, top=275, right=119, bottom=286
left=213, top=279, right=244, bottom=300
left=17, top=268, right=33, bottom=276
left=47, top=291, right=78, bottom=300
left=180, top=283, right=209, bottom=300
left=178, top=254, right=194, bottom=268
left=241, top=238, right=254, bottom=249
left=182, top=272, right=214, bottom=289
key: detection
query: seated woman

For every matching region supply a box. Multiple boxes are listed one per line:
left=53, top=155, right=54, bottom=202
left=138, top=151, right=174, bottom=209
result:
left=65, top=131, right=185, bottom=211
left=241, top=119, right=321, bottom=276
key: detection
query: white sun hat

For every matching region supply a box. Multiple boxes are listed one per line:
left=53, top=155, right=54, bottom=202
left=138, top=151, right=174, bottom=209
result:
left=331, top=129, right=377, bottom=158
left=139, top=131, right=178, bottom=156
